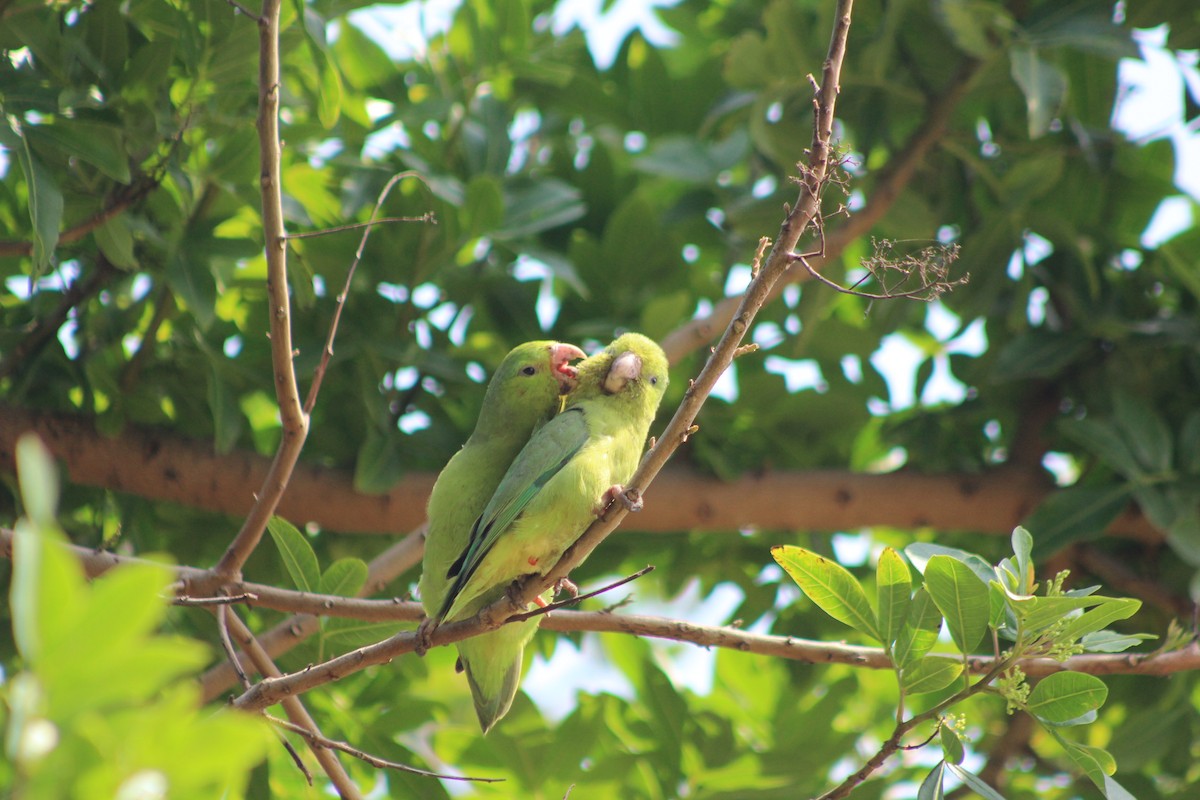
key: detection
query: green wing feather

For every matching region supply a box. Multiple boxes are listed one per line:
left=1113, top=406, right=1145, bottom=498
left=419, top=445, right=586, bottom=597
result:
left=440, top=406, right=589, bottom=620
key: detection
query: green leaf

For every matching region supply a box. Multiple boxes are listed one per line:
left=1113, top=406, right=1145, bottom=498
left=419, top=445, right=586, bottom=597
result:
left=26, top=120, right=131, bottom=183
left=94, top=216, right=138, bottom=270
left=893, top=587, right=943, bottom=668
left=771, top=545, right=881, bottom=642
left=1005, top=594, right=1103, bottom=633
left=497, top=179, right=585, bottom=238
left=10, top=519, right=84, bottom=666
left=877, top=547, right=912, bottom=651
left=945, top=763, right=1007, bottom=800
left=207, top=365, right=244, bottom=456
left=16, top=434, right=58, bottom=527
left=1027, top=672, right=1107, bottom=725
left=924, top=555, right=990, bottom=653
left=266, top=517, right=319, bottom=593
left=317, top=47, right=343, bottom=129
left=1060, top=418, right=1143, bottom=478
left=1011, top=527, right=1033, bottom=593
left=918, top=761, right=946, bottom=800
left=1112, top=389, right=1173, bottom=473
left=3, top=123, right=64, bottom=272
left=1059, top=598, right=1141, bottom=643
left=991, top=331, right=1091, bottom=380
left=1080, top=631, right=1155, bottom=653
left=463, top=174, right=505, bottom=237
left=1010, top=46, right=1067, bottom=138
left=905, top=543, right=996, bottom=587
left=319, top=558, right=368, bottom=597
left=165, top=246, right=216, bottom=330
left=940, top=725, right=965, bottom=765
left=933, top=0, right=1012, bottom=57
left=902, top=656, right=963, bottom=694
left=1026, top=484, right=1132, bottom=557
left=1166, top=512, right=1200, bottom=566
left=354, top=430, right=405, bottom=494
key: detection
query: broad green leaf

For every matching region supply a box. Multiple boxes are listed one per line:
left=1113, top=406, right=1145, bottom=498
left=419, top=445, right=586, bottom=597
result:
left=317, top=47, right=343, bottom=129
left=1059, top=598, right=1141, bottom=643
left=893, top=587, right=943, bottom=668
left=1006, top=594, right=1105, bottom=633
left=945, top=763, right=1007, bottom=800
left=991, top=331, right=1091, bottom=380
left=207, top=365, right=243, bottom=456
left=10, top=519, right=85, bottom=666
left=7, top=125, right=64, bottom=271
left=1010, top=46, right=1067, bottom=138
left=918, top=761, right=946, bottom=800
left=940, top=725, right=964, bottom=765
left=1026, top=485, right=1132, bottom=557
left=354, top=430, right=406, bottom=494
left=1080, top=631, right=1156, bottom=653
left=1027, top=672, right=1107, bottom=725
left=319, top=558, right=368, bottom=597
left=877, top=547, right=911, bottom=651
left=322, top=618, right=402, bottom=650
left=1165, top=512, right=1200, bottom=566
left=771, top=546, right=881, bottom=642
left=1060, top=418, right=1144, bottom=477
left=902, top=656, right=963, bottom=695
left=266, top=517, right=319, bottom=593
left=924, top=555, right=990, bottom=653
left=1011, top=527, right=1033, bottom=593
left=904, top=543, right=995, bottom=586
left=497, top=179, right=585, bottom=238
left=933, top=0, right=1011, bottom=57
left=1113, top=389, right=1173, bottom=474
left=26, top=120, right=131, bottom=183
left=94, top=216, right=137, bottom=270
left=1179, top=409, right=1200, bottom=475
left=463, top=174, right=505, bottom=237
left=165, top=246, right=216, bottom=330
left=16, top=434, right=58, bottom=527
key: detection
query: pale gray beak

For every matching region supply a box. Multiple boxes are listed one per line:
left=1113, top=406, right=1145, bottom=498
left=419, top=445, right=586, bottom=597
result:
left=603, top=350, right=642, bottom=394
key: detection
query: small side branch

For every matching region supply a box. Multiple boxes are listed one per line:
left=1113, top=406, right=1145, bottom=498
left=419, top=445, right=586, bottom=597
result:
left=265, top=715, right=502, bottom=783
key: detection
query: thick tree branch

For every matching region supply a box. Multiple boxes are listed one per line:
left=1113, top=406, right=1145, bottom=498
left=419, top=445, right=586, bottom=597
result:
left=0, top=406, right=1159, bottom=540
left=212, top=0, right=308, bottom=581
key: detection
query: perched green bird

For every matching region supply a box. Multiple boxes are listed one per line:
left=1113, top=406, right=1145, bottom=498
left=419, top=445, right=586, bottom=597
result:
left=435, top=332, right=670, bottom=732
left=419, top=340, right=584, bottom=730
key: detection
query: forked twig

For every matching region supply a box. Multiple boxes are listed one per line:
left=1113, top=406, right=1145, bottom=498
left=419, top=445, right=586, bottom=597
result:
left=303, top=171, right=434, bottom=416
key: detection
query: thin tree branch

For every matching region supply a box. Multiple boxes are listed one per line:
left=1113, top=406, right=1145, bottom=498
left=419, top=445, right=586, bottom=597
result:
left=659, top=57, right=982, bottom=364
left=199, top=529, right=425, bottom=701
left=509, top=566, right=655, bottom=621
left=212, top=0, right=309, bottom=581
left=223, top=609, right=362, bottom=799
left=284, top=213, right=436, bottom=240
left=176, top=592, right=259, bottom=607
left=303, top=171, right=432, bottom=416
left=264, top=715, right=502, bottom=783
left=0, top=176, right=160, bottom=258
left=0, top=258, right=118, bottom=382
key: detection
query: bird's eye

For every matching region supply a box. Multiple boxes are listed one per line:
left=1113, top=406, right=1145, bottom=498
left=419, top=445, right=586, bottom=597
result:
left=521, top=366, right=538, bottom=376
left=649, top=376, right=658, bottom=385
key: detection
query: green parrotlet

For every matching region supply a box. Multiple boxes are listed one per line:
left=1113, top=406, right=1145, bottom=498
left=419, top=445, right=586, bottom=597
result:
left=434, top=332, right=670, bottom=732
left=419, top=340, right=584, bottom=731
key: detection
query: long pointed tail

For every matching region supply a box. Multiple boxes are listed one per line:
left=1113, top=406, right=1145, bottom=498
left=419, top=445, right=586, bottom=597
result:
left=457, top=620, right=539, bottom=734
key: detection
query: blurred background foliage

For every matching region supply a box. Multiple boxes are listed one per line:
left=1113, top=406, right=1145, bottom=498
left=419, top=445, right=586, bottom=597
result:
left=2, top=0, right=1200, bottom=796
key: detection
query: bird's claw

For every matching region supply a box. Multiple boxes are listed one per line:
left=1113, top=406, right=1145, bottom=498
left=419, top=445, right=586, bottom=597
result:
left=414, top=617, right=436, bottom=656
left=554, top=577, right=579, bottom=598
